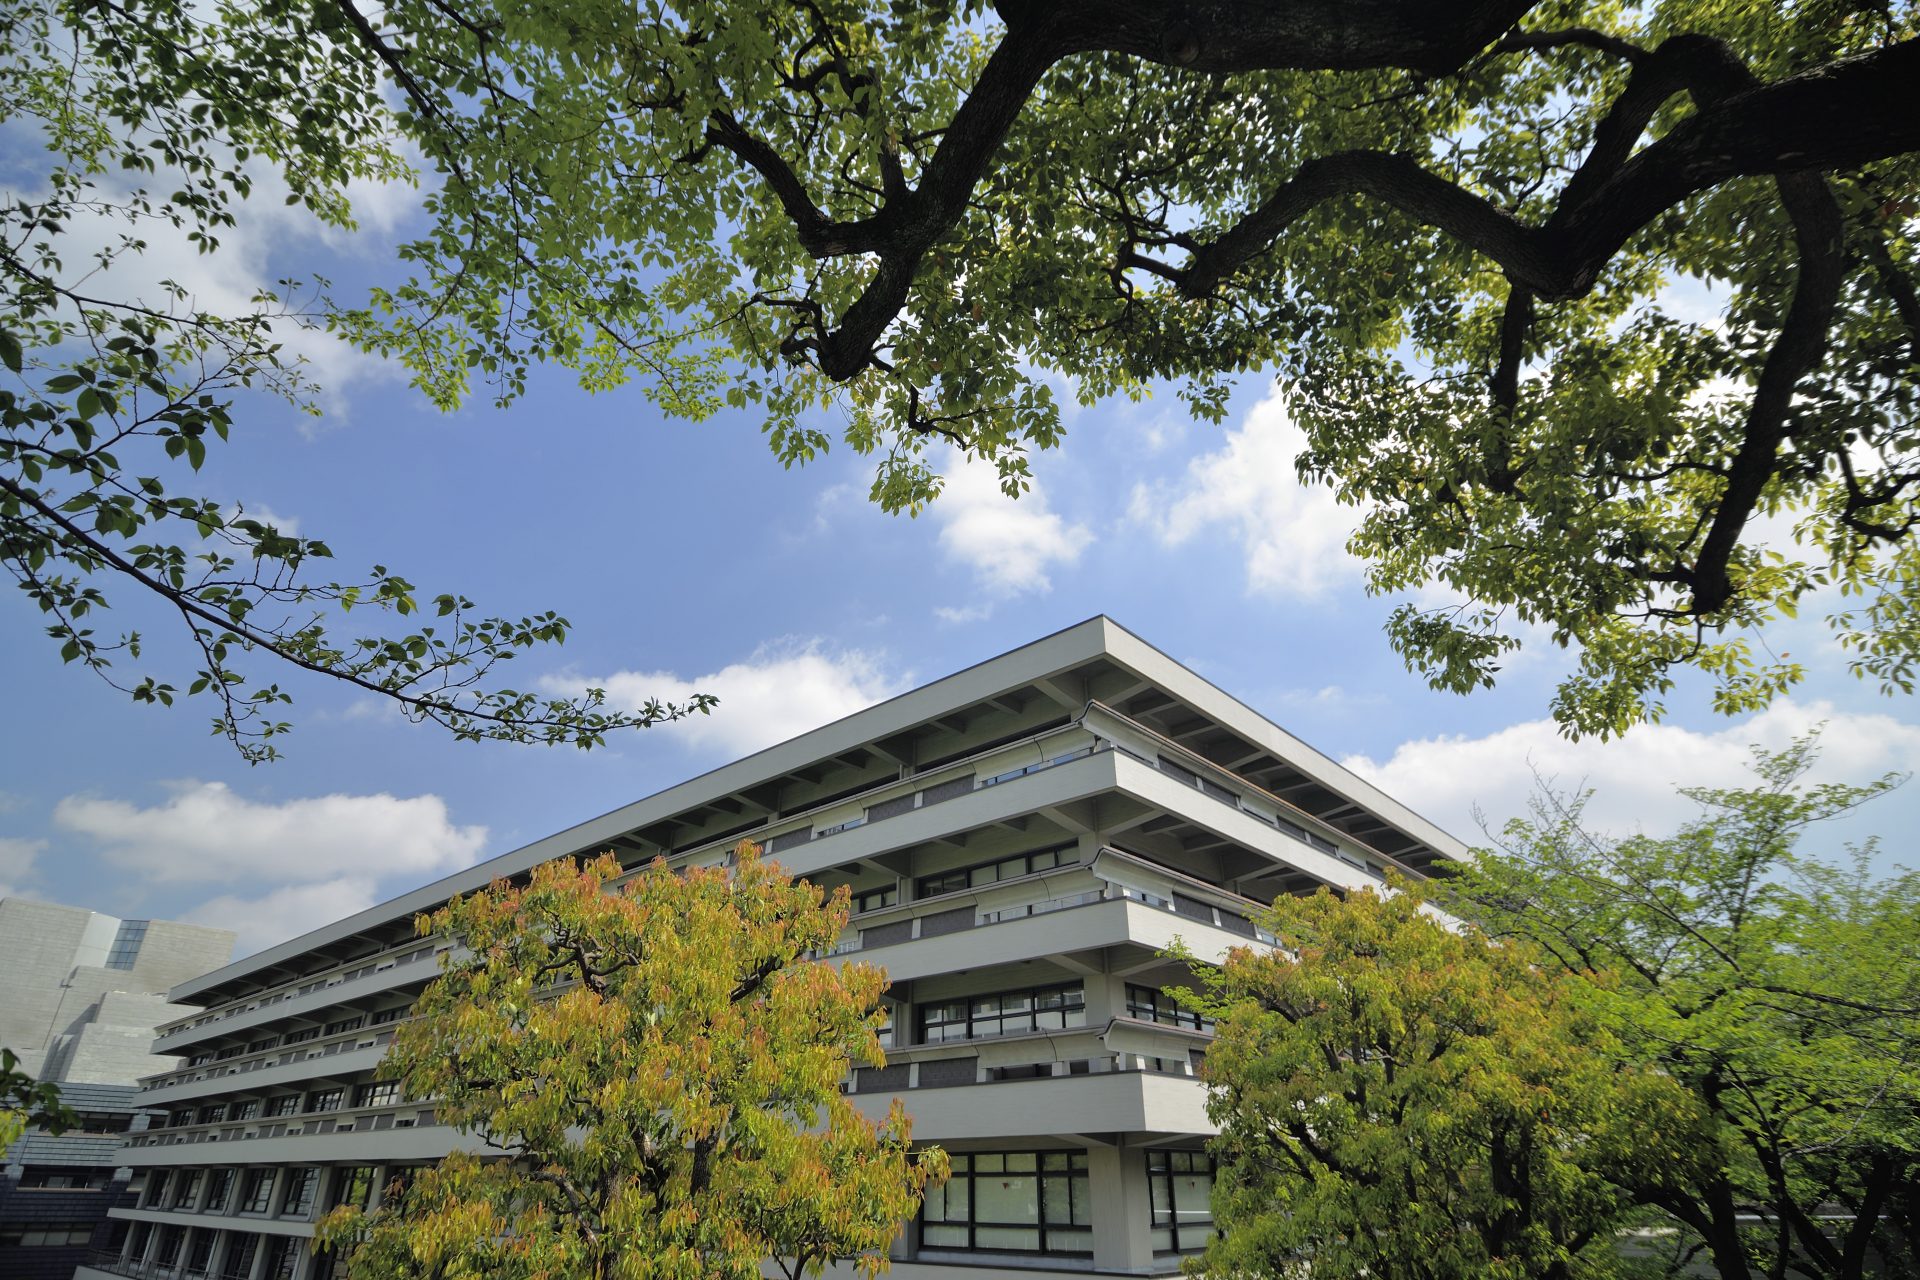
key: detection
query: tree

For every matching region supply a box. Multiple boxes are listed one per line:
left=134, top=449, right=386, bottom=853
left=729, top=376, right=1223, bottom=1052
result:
left=1447, top=739, right=1920, bottom=1280
left=0, top=2, right=712, bottom=761
left=0, top=1048, right=75, bottom=1153
left=15, top=5, right=1920, bottom=738
left=1178, top=885, right=1707, bottom=1280
left=315, top=845, right=945, bottom=1280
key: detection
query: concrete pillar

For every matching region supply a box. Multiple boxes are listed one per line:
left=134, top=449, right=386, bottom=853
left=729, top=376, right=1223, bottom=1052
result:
left=1088, top=1142, right=1152, bottom=1272
left=1082, top=970, right=1123, bottom=1026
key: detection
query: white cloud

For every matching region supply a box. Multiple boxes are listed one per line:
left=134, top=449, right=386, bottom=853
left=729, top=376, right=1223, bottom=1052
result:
left=541, top=638, right=909, bottom=758
left=53, top=782, right=486, bottom=886
left=1129, top=386, right=1358, bottom=599
left=1344, top=698, right=1920, bottom=846
left=934, top=603, right=993, bottom=625
left=934, top=447, right=1092, bottom=597
left=0, top=836, right=45, bottom=900
left=222, top=502, right=301, bottom=536
left=183, top=878, right=382, bottom=958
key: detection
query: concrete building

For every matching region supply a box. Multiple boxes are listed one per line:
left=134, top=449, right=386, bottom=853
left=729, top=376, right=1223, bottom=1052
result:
left=80, top=618, right=1467, bottom=1280
left=1, top=901, right=233, bottom=1280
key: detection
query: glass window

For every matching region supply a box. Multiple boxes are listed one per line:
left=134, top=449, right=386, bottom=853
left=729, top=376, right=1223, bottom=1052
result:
left=306, top=1088, right=344, bottom=1113
left=105, top=919, right=149, bottom=970
left=1126, top=984, right=1215, bottom=1033
left=142, top=1170, right=171, bottom=1208
left=323, top=1015, right=364, bottom=1036
left=854, top=885, right=898, bottom=914
left=919, top=983, right=1084, bottom=1043
left=265, top=1095, right=300, bottom=1117
left=353, top=1080, right=401, bottom=1108
left=915, top=844, right=1077, bottom=898
left=920, top=1150, right=1090, bottom=1254
left=219, top=1234, right=257, bottom=1280
left=263, top=1236, right=301, bottom=1280
left=281, top=1167, right=319, bottom=1216
left=230, top=1100, right=260, bottom=1121
left=329, top=1165, right=379, bottom=1212
left=203, top=1169, right=235, bottom=1213
left=154, top=1225, right=185, bottom=1267
left=172, top=1168, right=204, bottom=1208
left=240, top=1168, right=275, bottom=1213
left=1146, top=1151, right=1215, bottom=1253
left=186, top=1228, right=217, bottom=1275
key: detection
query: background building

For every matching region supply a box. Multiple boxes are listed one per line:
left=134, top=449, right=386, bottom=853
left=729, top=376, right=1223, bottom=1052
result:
left=1, top=900, right=234, bottom=1280
left=79, top=618, right=1466, bottom=1280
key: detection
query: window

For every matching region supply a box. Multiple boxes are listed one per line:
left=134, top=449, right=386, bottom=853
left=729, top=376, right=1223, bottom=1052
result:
left=853, top=885, right=898, bottom=914
left=370, top=1006, right=406, bottom=1026
left=353, top=1080, right=401, bottom=1108
left=915, top=845, right=1073, bottom=898
left=919, top=983, right=1085, bottom=1044
left=19, top=1166, right=111, bottom=1189
left=203, top=1169, right=235, bottom=1213
left=306, top=1088, right=345, bottom=1113
left=329, top=1166, right=379, bottom=1212
left=154, top=1225, right=186, bottom=1268
left=230, top=1100, right=260, bottom=1121
left=248, top=1037, right=280, bottom=1053
left=0, top=1223, right=96, bottom=1246
left=142, top=1170, right=171, bottom=1208
left=284, top=1027, right=319, bottom=1045
left=186, top=1229, right=217, bottom=1275
left=240, top=1168, right=275, bottom=1213
left=280, top=1167, right=319, bottom=1216
left=921, top=1151, right=1090, bottom=1254
left=198, top=1104, right=226, bottom=1124
left=262, top=1236, right=301, bottom=1280
left=219, top=1234, right=257, bottom=1280
left=323, top=1015, right=364, bottom=1036
left=265, top=1095, right=300, bottom=1117
left=1125, top=985, right=1215, bottom=1033
left=105, top=918, right=149, bottom=970
left=1146, top=1151, right=1215, bottom=1253
left=172, top=1168, right=204, bottom=1208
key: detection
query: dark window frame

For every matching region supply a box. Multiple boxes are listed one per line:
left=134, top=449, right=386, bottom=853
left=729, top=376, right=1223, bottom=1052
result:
left=919, top=1150, right=1091, bottom=1255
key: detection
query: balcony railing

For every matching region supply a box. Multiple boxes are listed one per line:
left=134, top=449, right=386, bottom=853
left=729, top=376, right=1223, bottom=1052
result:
left=125, top=1098, right=436, bottom=1150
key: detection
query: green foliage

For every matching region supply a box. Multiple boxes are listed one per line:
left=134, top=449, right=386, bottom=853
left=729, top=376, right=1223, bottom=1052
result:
left=0, top=1048, right=76, bottom=1154
left=14, top=2, right=1920, bottom=738
left=0, top=0, right=712, bottom=760
left=1178, top=885, right=1707, bottom=1280
left=315, top=845, right=944, bottom=1280
left=1447, top=738, right=1920, bottom=1280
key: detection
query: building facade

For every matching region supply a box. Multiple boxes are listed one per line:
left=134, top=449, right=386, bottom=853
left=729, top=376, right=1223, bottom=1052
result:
left=79, top=618, right=1466, bottom=1280
left=0, top=900, right=234, bottom=1280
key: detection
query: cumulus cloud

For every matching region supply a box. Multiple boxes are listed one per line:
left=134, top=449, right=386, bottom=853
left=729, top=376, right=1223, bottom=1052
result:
left=1343, top=699, right=1920, bottom=847
left=53, top=782, right=487, bottom=887
left=0, top=836, right=46, bottom=900
left=182, top=878, right=383, bottom=958
left=1128, top=386, right=1359, bottom=599
left=934, top=447, right=1092, bottom=597
left=541, top=638, right=909, bottom=758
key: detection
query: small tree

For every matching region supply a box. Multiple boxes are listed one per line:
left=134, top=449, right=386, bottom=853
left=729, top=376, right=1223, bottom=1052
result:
left=1184, top=885, right=1707, bottom=1280
left=317, top=845, right=944, bottom=1280
left=1450, top=740, right=1920, bottom=1280
left=0, top=1048, right=75, bottom=1153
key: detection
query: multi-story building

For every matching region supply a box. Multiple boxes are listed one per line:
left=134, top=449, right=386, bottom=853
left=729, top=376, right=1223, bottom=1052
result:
left=0, top=900, right=234, bottom=1280
left=79, top=617, right=1466, bottom=1280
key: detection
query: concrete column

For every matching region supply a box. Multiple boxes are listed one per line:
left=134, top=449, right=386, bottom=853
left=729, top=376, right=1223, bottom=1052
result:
left=1088, top=1142, right=1152, bottom=1272
left=1081, top=970, right=1123, bottom=1026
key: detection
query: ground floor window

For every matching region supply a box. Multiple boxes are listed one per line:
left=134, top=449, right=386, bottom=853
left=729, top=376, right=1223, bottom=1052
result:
left=219, top=1233, right=257, bottom=1280
left=921, top=1151, right=1091, bottom=1254
left=1146, top=1150, right=1215, bottom=1253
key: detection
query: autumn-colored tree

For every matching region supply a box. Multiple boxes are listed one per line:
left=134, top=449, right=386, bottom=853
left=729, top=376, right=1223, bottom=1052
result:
left=1181, top=885, right=1708, bottom=1280
left=316, top=846, right=944, bottom=1280
left=1451, top=740, right=1920, bottom=1280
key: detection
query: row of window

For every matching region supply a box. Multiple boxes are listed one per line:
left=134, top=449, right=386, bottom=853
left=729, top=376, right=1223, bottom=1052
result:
left=913, top=983, right=1209, bottom=1045
left=919, top=1150, right=1215, bottom=1256
left=123, top=1222, right=298, bottom=1280
left=184, top=1006, right=408, bottom=1067
left=0, top=1223, right=95, bottom=1247
left=915, top=843, right=1076, bottom=898
left=163, top=1080, right=404, bottom=1130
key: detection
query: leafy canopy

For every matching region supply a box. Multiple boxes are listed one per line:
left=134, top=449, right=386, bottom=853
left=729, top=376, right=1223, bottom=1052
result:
left=0, top=0, right=711, bottom=761
left=1447, top=738, right=1920, bottom=1280
left=316, top=846, right=944, bottom=1280
left=1179, top=884, right=1707, bottom=1280
left=14, top=1, right=1920, bottom=741
left=0, top=1048, right=76, bottom=1154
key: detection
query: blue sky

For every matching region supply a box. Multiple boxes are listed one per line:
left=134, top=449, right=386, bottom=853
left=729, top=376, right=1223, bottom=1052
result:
left=5, top=155, right=1918, bottom=958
